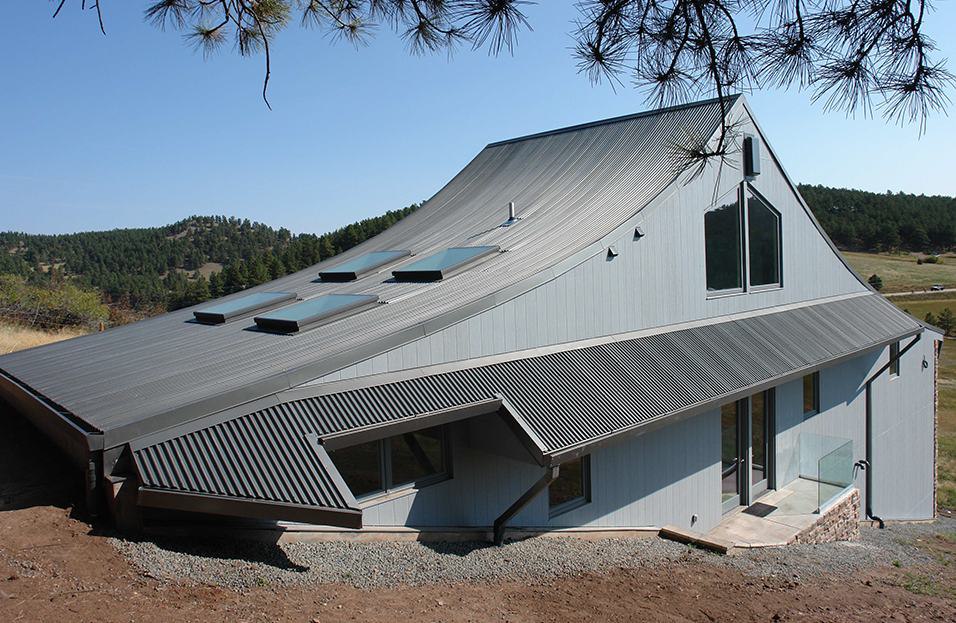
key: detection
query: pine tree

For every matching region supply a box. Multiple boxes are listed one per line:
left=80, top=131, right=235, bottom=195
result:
left=938, top=308, right=955, bottom=335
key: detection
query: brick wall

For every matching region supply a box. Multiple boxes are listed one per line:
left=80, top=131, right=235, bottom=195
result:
left=792, top=489, right=861, bottom=545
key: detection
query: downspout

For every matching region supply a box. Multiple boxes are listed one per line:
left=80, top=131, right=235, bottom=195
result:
left=862, top=333, right=922, bottom=528
left=492, top=466, right=559, bottom=545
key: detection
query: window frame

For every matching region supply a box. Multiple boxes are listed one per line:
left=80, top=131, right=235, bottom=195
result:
left=549, top=455, right=592, bottom=518
left=331, top=425, right=452, bottom=505
left=704, top=186, right=746, bottom=296
left=889, top=342, right=901, bottom=378
left=745, top=186, right=783, bottom=291
left=802, top=372, right=820, bottom=419
left=704, top=182, right=784, bottom=298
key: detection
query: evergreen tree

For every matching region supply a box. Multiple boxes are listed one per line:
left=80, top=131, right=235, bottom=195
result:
left=867, top=274, right=884, bottom=291
left=938, top=308, right=955, bottom=335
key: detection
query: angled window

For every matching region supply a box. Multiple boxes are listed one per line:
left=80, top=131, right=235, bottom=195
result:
left=889, top=342, right=901, bottom=378
left=192, top=291, right=296, bottom=324
left=705, top=190, right=744, bottom=293
left=392, top=246, right=499, bottom=282
left=549, top=455, right=591, bottom=517
left=329, top=425, right=449, bottom=501
left=253, top=293, right=378, bottom=333
left=319, top=250, right=410, bottom=282
left=803, top=372, right=820, bottom=417
left=329, top=440, right=384, bottom=498
left=747, top=190, right=782, bottom=288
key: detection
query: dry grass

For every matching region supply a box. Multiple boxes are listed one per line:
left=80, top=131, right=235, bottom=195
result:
left=0, top=322, right=87, bottom=355
left=843, top=251, right=956, bottom=293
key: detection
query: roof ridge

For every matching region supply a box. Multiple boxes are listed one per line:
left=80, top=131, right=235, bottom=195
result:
left=485, top=94, right=740, bottom=149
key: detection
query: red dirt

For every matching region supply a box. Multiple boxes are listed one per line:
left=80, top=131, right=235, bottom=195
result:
left=2, top=409, right=954, bottom=622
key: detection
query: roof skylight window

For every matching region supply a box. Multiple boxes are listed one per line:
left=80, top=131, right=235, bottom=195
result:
left=391, top=246, right=499, bottom=282
left=319, top=250, right=411, bottom=282
left=253, top=293, right=379, bottom=333
left=192, top=291, right=296, bottom=325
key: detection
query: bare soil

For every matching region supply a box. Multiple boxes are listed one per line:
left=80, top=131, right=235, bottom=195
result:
left=1, top=410, right=955, bottom=622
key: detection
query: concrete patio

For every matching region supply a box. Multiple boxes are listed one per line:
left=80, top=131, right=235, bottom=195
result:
left=661, top=479, right=856, bottom=553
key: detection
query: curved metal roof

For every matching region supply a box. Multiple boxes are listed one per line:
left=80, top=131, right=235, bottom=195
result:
left=0, top=97, right=731, bottom=444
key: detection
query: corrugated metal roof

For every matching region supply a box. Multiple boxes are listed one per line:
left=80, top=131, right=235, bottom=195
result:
left=132, top=294, right=919, bottom=509
left=0, top=98, right=732, bottom=445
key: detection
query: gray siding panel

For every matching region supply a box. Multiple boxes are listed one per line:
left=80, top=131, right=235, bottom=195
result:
left=362, top=410, right=720, bottom=531
left=773, top=335, right=938, bottom=521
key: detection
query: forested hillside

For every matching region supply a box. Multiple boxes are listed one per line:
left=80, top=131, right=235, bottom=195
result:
left=0, top=205, right=418, bottom=326
left=799, top=185, right=956, bottom=252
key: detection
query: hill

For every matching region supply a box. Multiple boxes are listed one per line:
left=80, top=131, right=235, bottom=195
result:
left=0, top=206, right=419, bottom=320
left=798, top=184, right=956, bottom=253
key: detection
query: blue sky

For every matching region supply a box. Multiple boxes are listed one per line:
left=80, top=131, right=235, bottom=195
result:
left=2, top=2, right=955, bottom=235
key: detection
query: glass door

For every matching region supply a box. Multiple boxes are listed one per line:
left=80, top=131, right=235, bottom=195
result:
left=750, top=390, right=771, bottom=498
left=721, top=402, right=742, bottom=512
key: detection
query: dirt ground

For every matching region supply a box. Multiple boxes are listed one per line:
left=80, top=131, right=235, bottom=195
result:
left=1, top=411, right=955, bottom=622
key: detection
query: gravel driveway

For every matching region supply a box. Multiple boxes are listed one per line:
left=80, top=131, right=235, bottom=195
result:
left=110, top=517, right=954, bottom=591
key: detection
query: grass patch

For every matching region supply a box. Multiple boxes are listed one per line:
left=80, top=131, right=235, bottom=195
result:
left=899, top=572, right=956, bottom=598
left=843, top=251, right=956, bottom=293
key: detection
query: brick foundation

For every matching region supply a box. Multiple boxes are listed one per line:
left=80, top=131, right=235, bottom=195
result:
left=792, top=489, right=861, bottom=545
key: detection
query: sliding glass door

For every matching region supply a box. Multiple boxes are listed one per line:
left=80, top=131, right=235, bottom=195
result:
left=720, top=390, right=775, bottom=512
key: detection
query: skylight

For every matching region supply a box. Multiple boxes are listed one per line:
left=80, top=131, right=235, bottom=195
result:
left=193, top=291, right=296, bottom=325
left=253, top=293, right=379, bottom=333
left=319, top=250, right=411, bottom=282
left=391, top=246, right=499, bottom=282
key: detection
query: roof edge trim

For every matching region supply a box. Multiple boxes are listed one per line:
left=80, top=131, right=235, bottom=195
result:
left=486, top=95, right=741, bottom=148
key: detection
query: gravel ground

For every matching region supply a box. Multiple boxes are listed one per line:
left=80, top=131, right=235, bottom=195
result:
left=109, top=517, right=954, bottom=591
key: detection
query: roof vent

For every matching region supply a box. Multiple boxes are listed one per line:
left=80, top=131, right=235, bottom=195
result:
left=634, top=226, right=645, bottom=240
left=508, top=201, right=517, bottom=221
left=743, top=136, right=760, bottom=177
left=607, top=245, right=619, bottom=260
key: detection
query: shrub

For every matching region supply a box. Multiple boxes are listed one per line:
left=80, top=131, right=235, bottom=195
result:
left=0, top=275, right=108, bottom=330
left=867, top=274, right=884, bottom=291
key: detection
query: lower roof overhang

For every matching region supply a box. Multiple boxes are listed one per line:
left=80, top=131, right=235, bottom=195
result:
left=126, top=292, right=925, bottom=525
left=137, top=488, right=363, bottom=528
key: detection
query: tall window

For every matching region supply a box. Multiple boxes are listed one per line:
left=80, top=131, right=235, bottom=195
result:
left=705, top=184, right=784, bottom=294
left=803, top=372, right=819, bottom=417
left=330, top=425, right=448, bottom=500
left=549, top=456, right=591, bottom=517
left=889, top=342, right=901, bottom=377
left=705, top=191, right=744, bottom=292
left=747, top=191, right=782, bottom=287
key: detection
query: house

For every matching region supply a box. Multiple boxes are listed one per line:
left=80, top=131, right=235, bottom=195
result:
left=0, top=96, right=939, bottom=543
